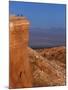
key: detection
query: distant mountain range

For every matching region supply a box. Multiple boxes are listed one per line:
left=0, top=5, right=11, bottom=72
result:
left=29, top=27, right=66, bottom=48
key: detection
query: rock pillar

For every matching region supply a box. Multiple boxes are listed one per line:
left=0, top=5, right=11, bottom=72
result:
left=9, top=16, right=32, bottom=88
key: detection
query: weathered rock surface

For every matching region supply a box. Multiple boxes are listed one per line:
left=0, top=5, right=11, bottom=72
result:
left=28, top=47, right=66, bottom=87
left=9, top=16, right=32, bottom=88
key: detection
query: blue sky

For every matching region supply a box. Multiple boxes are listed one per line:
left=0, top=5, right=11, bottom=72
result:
left=9, top=1, right=66, bottom=48
left=9, top=1, right=66, bottom=29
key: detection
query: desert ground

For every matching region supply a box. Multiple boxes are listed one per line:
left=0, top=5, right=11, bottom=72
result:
left=28, top=46, right=66, bottom=87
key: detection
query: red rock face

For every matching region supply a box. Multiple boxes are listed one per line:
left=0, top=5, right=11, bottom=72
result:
left=9, top=16, right=32, bottom=88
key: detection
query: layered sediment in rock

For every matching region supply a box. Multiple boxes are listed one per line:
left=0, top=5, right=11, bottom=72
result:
left=28, top=47, right=66, bottom=86
left=9, top=16, right=32, bottom=88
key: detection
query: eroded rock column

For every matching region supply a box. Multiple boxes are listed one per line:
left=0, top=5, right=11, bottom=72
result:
left=9, top=16, right=32, bottom=88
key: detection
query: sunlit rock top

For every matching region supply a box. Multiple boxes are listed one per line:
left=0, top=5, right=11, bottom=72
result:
left=9, top=15, right=30, bottom=26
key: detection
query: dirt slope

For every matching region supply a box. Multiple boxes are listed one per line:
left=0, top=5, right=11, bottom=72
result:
left=36, top=46, right=66, bottom=63
left=28, top=47, right=66, bottom=87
